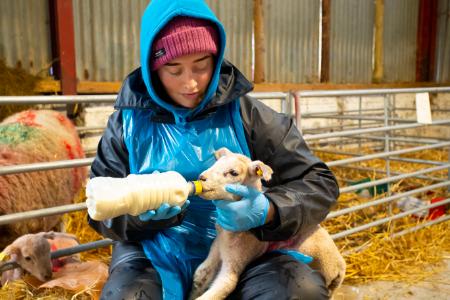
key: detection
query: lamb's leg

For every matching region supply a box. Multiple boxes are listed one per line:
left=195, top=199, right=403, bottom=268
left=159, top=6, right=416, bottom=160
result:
left=196, top=231, right=266, bottom=300
left=296, top=226, right=346, bottom=295
left=195, top=260, right=241, bottom=300
left=189, top=238, right=221, bottom=300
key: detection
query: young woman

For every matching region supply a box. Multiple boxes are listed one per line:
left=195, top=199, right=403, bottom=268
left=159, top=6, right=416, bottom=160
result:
left=89, top=0, right=339, bottom=299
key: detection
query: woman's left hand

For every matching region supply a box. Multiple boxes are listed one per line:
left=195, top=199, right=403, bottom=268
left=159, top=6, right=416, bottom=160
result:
left=138, top=200, right=190, bottom=221
left=212, top=184, right=270, bottom=231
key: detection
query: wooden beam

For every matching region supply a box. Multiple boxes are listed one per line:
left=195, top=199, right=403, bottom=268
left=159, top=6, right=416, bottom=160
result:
left=320, top=0, right=330, bottom=82
left=253, top=0, right=266, bottom=83
left=416, top=0, right=438, bottom=82
left=373, top=0, right=384, bottom=83
left=35, top=79, right=450, bottom=94
left=252, top=82, right=450, bottom=92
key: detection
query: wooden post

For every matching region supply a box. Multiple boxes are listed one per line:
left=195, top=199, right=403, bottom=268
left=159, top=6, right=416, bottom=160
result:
left=320, top=0, right=330, bottom=82
left=253, top=0, right=266, bottom=83
left=373, top=0, right=384, bottom=83
left=416, top=0, right=438, bottom=82
left=49, top=0, right=78, bottom=118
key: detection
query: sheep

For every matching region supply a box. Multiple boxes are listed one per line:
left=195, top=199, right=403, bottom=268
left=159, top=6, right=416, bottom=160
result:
left=189, top=147, right=346, bottom=300
left=0, top=231, right=80, bottom=286
left=0, top=109, right=87, bottom=247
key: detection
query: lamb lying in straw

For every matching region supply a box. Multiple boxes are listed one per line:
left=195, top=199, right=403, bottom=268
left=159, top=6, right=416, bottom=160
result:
left=189, top=147, right=346, bottom=300
left=0, top=231, right=80, bottom=286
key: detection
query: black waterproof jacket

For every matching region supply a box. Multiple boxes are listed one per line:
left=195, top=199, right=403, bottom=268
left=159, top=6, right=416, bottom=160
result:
left=88, top=60, right=339, bottom=243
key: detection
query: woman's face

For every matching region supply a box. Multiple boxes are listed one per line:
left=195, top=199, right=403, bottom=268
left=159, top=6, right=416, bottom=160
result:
left=156, top=52, right=215, bottom=109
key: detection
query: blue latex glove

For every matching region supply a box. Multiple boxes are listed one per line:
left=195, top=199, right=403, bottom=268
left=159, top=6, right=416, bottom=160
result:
left=212, top=184, right=270, bottom=232
left=138, top=200, right=190, bottom=221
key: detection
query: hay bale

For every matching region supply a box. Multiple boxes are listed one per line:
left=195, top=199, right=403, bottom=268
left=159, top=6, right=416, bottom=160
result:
left=0, top=59, right=41, bottom=121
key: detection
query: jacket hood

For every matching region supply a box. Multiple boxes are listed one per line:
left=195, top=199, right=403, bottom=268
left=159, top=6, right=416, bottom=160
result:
left=140, top=0, right=226, bottom=123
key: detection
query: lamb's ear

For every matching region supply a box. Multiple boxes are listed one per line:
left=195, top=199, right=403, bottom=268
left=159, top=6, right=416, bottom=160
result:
left=249, top=161, right=273, bottom=181
left=214, top=147, right=232, bottom=160
left=2, top=245, right=20, bottom=261
left=39, top=231, right=79, bottom=243
left=38, top=231, right=56, bottom=240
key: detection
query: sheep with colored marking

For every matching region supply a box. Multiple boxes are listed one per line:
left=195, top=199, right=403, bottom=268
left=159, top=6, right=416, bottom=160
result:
left=189, top=147, right=346, bottom=300
left=0, top=110, right=87, bottom=247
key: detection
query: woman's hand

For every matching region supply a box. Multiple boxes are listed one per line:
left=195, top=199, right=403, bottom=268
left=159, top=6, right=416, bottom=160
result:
left=212, top=184, right=271, bottom=232
left=138, top=200, right=190, bottom=221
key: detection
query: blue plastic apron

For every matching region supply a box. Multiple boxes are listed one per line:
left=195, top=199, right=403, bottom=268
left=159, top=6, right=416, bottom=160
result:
left=122, top=100, right=250, bottom=299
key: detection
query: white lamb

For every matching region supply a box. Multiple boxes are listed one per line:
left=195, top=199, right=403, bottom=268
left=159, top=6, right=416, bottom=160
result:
left=189, top=147, right=346, bottom=300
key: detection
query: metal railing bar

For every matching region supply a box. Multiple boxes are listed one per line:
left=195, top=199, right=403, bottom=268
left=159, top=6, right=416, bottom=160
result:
left=0, top=203, right=87, bottom=225
left=301, top=108, right=385, bottom=117
left=302, top=114, right=415, bottom=123
left=76, top=126, right=106, bottom=132
left=298, top=87, right=450, bottom=97
left=331, top=198, right=450, bottom=240
left=0, top=92, right=286, bottom=105
left=303, top=120, right=450, bottom=141
left=303, top=122, right=382, bottom=133
left=390, top=215, right=450, bottom=238
left=339, top=164, right=450, bottom=194
left=336, top=165, right=445, bottom=182
left=342, top=214, right=450, bottom=255
left=0, top=158, right=94, bottom=176
left=326, top=181, right=450, bottom=219
left=326, top=142, right=450, bottom=167
left=314, top=148, right=445, bottom=166
left=313, top=135, right=442, bottom=146
left=0, top=95, right=117, bottom=104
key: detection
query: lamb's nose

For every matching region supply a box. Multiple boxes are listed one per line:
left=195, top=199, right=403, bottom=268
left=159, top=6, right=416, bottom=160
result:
left=199, top=175, right=207, bottom=181
left=45, top=273, right=52, bottom=280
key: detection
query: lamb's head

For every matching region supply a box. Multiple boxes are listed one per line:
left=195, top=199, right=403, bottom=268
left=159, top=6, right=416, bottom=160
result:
left=198, top=147, right=273, bottom=200
left=3, top=233, right=53, bottom=282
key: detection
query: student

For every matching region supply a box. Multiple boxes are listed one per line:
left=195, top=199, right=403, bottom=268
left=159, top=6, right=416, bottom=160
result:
left=89, top=0, right=339, bottom=299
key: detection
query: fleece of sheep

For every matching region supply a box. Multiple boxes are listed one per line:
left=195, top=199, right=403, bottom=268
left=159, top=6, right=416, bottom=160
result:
left=0, top=110, right=87, bottom=246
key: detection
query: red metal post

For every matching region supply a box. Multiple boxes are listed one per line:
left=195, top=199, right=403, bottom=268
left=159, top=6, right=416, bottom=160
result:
left=416, top=0, right=438, bottom=82
left=49, top=0, right=78, bottom=116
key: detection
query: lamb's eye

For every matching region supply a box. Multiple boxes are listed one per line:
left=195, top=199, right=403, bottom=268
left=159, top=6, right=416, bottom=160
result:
left=229, top=170, right=239, bottom=177
left=24, top=256, right=32, bottom=261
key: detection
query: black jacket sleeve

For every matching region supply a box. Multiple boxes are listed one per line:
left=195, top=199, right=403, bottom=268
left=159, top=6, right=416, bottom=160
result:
left=240, top=96, right=339, bottom=241
left=88, top=110, right=185, bottom=242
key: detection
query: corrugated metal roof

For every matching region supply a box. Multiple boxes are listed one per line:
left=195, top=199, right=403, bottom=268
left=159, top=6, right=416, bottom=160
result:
left=383, top=0, right=419, bottom=82
left=263, top=0, right=320, bottom=83
left=0, top=0, right=52, bottom=75
left=1, top=0, right=442, bottom=85
left=73, top=0, right=253, bottom=82
left=205, top=0, right=253, bottom=80
left=73, top=0, right=149, bottom=82
left=435, top=0, right=450, bottom=82
left=330, top=0, right=374, bottom=83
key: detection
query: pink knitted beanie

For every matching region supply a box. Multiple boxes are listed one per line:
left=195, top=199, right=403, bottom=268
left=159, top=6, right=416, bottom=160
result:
left=151, top=16, right=219, bottom=71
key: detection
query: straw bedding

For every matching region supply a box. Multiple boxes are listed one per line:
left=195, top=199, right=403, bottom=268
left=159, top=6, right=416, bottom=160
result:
left=0, top=148, right=448, bottom=298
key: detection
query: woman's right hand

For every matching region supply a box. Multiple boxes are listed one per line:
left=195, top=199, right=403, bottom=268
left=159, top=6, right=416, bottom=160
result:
left=138, top=200, right=190, bottom=221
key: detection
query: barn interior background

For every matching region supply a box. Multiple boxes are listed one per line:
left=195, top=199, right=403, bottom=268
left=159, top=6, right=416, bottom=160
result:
left=1, top=0, right=449, bottom=299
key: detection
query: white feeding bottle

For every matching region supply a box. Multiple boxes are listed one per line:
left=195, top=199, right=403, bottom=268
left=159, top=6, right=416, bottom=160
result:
left=85, top=171, right=202, bottom=221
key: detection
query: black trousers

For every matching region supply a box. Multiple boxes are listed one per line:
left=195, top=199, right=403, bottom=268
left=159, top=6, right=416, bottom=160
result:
left=100, top=241, right=329, bottom=300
